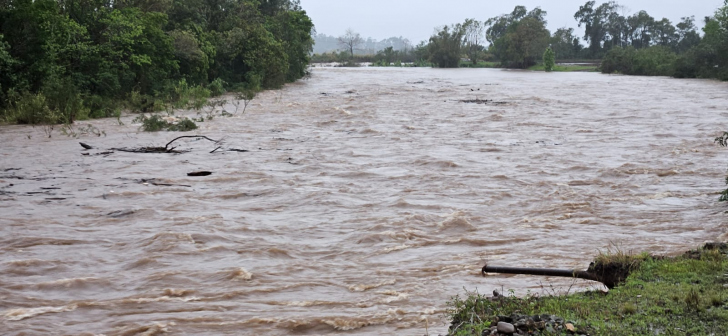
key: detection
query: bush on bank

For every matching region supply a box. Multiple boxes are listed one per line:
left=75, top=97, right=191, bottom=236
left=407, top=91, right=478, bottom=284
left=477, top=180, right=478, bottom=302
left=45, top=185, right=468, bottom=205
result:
left=447, top=244, right=728, bottom=336
left=601, top=46, right=678, bottom=76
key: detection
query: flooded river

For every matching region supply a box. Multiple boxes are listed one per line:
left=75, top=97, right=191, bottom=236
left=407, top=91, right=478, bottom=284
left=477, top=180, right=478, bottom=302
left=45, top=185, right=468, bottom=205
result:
left=2, top=67, right=728, bottom=335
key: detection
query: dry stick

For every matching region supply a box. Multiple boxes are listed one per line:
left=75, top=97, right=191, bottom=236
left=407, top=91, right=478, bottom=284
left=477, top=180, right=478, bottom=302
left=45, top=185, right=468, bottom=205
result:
left=164, top=135, right=221, bottom=151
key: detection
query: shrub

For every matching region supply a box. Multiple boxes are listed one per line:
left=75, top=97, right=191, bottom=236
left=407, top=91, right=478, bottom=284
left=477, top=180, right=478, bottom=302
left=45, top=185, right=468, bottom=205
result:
left=601, top=47, right=636, bottom=74
left=632, top=46, right=677, bottom=76
left=128, top=90, right=156, bottom=113
left=41, top=77, right=88, bottom=123
left=208, top=78, right=226, bottom=97
left=168, top=118, right=198, bottom=131
left=166, top=79, right=211, bottom=110
left=5, top=92, right=57, bottom=124
left=602, top=46, right=677, bottom=77
left=85, top=95, right=120, bottom=119
left=133, top=114, right=198, bottom=132
left=134, top=114, right=169, bottom=132
left=543, top=47, right=555, bottom=72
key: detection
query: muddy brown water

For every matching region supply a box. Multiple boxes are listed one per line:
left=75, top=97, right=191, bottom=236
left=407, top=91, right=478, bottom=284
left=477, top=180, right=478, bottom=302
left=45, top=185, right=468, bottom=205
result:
left=2, top=67, right=728, bottom=335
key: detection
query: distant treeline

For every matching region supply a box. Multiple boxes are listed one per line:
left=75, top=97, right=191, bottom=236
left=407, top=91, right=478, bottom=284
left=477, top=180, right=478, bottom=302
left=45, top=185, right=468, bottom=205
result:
left=320, top=1, right=728, bottom=80
left=313, top=34, right=412, bottom=55
left=0, top=0, right=314, bottom=124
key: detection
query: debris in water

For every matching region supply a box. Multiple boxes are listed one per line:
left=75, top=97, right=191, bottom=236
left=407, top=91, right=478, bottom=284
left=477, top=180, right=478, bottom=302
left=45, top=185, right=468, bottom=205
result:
left=187, top=171, right=212, bottom=177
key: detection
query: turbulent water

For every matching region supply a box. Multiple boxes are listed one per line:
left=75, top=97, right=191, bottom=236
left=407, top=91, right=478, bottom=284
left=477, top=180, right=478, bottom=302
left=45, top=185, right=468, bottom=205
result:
left=2, top=67, right=728, bottom=335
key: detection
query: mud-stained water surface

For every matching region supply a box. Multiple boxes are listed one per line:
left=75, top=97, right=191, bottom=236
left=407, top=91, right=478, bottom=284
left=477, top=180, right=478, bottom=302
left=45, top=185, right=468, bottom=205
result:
left=2, top=68, right=728, bottom=335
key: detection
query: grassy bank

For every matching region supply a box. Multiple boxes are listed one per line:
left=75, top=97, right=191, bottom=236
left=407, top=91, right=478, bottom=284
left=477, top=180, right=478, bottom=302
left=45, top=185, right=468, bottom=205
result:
left=459, top=62, right=501, bottom=68
left=528, top=63, right=599, bottom=72
left=447, top=244, right=728, bottom=335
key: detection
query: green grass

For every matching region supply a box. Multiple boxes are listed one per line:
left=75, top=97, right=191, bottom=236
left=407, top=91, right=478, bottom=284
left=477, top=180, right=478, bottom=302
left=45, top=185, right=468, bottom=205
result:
left=459, top=61, right=501, bottom=68
left=447, top=245, right=728, bottom=335
left=528, top=64, right=599, bottom=72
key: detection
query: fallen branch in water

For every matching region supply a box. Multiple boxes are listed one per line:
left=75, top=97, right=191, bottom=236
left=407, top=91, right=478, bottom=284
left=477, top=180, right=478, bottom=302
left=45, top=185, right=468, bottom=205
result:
left=483, top=264, right=608, bottom=287
left=460, top=99, right=508, bottom=105
left=165, top=135, right=221, bottom=151
left=111, top=146, right=189, bottom=154
left=80, top=135, right=229, bottom=154
left=482, top=256, right=642, bottom=289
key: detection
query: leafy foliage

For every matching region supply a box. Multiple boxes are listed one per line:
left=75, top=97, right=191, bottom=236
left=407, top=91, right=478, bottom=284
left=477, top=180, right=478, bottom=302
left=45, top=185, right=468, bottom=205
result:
left=133, top=114, right=198, bottom=132
left=485, top=6, right=550, bottom=68
left=0, top=0, right=314, bottom=124
left=601, top=46, right=677, bottom=76
left=543, top=47, right=555, bottom=72
left=428, top=25, right=465, bottom=68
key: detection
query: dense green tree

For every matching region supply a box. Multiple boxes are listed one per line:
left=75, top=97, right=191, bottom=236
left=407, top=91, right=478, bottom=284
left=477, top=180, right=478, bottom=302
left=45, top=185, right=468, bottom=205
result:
left=651, top=18, right=678, bottom=48
left=0, top=0, right=315, bottom=123
left=675, top=16, right=701, bottom=53
left=266, top=9, right=314, bottom=81
left=0, top=34, right=18, bottom=106
left=602, top=46, right=677, bottom=76
left=485, top=6, right=546, bottom=45
left=428, top=24, right=465, bottom=68
left=550, top=27, right=582, bottom=60
left=499, top=17, right=550, bottom=68
left=485, top=6, right=550, bottom=68
left=574, top=1, right=622, bottom=57
left=626, top=10, right=655, bottom=49
left=543, top=47, right=555, bottom=71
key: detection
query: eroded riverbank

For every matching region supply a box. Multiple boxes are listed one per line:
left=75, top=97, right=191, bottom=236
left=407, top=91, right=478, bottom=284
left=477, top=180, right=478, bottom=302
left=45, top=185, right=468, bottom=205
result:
left=1, top=68, right=728, bottom=335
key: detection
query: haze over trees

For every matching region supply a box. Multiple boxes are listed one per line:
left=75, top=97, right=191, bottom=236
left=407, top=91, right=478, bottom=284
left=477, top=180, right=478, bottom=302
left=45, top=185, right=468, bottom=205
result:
left=337, top=29, right=364, bottom=57
left=0, top=0, right=314, bottom=125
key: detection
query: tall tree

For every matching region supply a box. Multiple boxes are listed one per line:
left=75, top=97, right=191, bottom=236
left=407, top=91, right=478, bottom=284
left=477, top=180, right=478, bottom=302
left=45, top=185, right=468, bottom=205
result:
left=462, top=18, right=485, bottom=65
left=675, top=16, right=701, bottom=52
left=486, top=6, right=550, bottom=68
left=651, top=18, right=678, bottom=47
left=338, top=29, right=363, bottom=57
left=574, top=1, right=623, bottom=56
left=551, top=27, right=582, bottom=60
left=428, top=24, right=464, bottom=68
left=627, top=11, right=655, bottom=49
left=499, top=17, right=550, bottom=68
left=485, top=5, right=545, bottom=44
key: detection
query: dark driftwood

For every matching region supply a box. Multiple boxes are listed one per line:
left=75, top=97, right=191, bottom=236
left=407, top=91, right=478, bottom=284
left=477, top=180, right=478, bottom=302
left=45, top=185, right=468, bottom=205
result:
left=460, top=99, right=508, bottom=105
left=165, top=135, right=220, bottom=151
left=112, top=147, right=188, bottom=154
left=187, top=171, right=212, bottom=177
left=482, top=264, right=618, bottom=289
left=81, top=135, right=225, bottom=155
left=139, top=178, right=192, bottom=187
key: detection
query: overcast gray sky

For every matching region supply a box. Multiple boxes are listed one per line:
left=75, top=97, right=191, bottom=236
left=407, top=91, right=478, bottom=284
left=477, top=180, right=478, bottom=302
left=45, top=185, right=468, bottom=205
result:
left=300, top=0, right=724, bottom=43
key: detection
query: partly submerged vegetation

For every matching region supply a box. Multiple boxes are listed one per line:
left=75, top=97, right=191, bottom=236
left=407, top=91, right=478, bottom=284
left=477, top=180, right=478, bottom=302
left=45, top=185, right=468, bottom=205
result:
left=447, top=244, right=728, bottom=336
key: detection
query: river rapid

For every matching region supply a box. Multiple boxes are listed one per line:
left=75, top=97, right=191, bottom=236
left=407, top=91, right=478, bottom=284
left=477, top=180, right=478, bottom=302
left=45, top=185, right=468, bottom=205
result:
left=2, top=67, right=728, bottom=335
